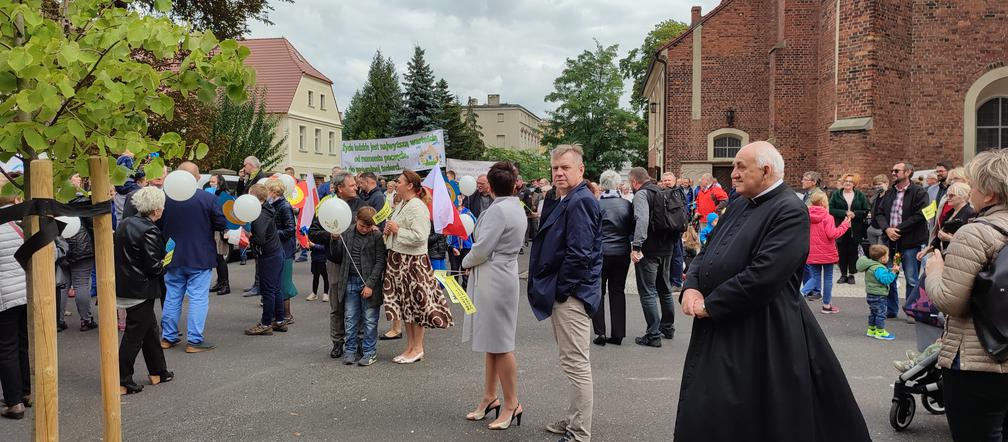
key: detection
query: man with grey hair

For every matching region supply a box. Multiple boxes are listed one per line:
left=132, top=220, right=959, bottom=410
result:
left=627, top=167, right=679, bottom=348
left=159, top=162, right=227, bottom=353
left=529, top=144, right=602, bottom=442
left=464, top=174, right=494, bottom=219
left=800, top=171, right=825, bottom=206
left=237, top=156, right=266, bottom=196
left=675, top=141, right=869, bottom=441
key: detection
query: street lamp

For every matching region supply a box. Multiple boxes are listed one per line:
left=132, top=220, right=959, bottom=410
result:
left=650, top=102, right=657, bottom=114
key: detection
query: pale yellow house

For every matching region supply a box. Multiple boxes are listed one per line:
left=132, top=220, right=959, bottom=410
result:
left=465, top=94, right=543, bottom=151
left=240, top=38, right=342, bottom=178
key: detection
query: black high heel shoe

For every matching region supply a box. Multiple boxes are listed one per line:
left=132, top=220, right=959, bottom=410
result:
left=465, top=398, right=501, bottom=421
left=488, top=404, right=522, bottom=430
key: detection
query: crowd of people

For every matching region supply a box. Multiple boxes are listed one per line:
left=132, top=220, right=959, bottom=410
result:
left=0, top=142, right=1007, bottom=442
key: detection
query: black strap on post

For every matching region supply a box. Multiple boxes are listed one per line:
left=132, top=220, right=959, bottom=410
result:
left=0, top=198, right=112, bottom=270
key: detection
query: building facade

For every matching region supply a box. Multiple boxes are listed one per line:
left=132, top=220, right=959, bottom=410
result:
left=645, top=0, right=1008, bottom=188
left=240, top=38, right=343, bottom=178
left=465, top=94, right=544, bottom=151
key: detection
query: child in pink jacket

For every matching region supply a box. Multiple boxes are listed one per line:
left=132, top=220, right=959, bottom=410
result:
left=802, top=192, right=852, bottom=313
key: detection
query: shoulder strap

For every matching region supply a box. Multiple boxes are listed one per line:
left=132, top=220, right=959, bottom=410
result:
left=975, top=220, right=1008, bottom=238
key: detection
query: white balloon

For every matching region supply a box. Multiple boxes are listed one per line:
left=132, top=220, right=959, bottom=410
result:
left=233, top=194, right=262, bottom=223
left=317, top=197, right=353, bottom=234
left=273, top=174, right=297, bottom=197
left=459, top=175, right=477, bottom=196
left=163, top=170, right=198, bottom=201
left=257, top=178, right=269, bottom=186
left=461, top=214, right=475, bottom=237
left=225, top=228, right=241, bottom=245
left=56, top=216, right=80, bottom=239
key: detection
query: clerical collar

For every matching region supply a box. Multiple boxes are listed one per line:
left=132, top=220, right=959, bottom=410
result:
left=754, top=179, right=784, bottom=199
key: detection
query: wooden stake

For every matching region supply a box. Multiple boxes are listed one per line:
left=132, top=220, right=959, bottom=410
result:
left=28, top=160, right=57, bottom=441
left=88, top=156, right=121, bottom=441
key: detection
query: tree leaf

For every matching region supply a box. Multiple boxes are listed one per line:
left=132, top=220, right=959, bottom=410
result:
left=22, top=126, right=47, bottom=151
left=195, top=142, right=209, bottom=159
left=67, top=119, right=86, bottom=140
left=155, top=0, right=172, bottom=13
left=7, top=47, right=34, bottom=73
left=0, top=71, right=16, bottom=93
left=110, top=165, right=130, bottom=186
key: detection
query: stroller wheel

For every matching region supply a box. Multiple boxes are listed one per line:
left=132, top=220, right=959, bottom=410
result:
left=922, top=392, right=945, bottom=415
left=889, top=395, right=916, bottom=431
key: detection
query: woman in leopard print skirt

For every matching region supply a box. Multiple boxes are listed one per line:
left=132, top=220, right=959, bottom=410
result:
left=382, top=169, right=453, bottom=364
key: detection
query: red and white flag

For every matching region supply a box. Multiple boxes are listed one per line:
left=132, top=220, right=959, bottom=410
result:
left=296, top=180, right=319, bottom=248
left=422, top=166, right=467, bottom=236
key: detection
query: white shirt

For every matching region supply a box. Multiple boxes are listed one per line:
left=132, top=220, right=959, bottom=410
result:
left=755, top=179, right=785, bottom=200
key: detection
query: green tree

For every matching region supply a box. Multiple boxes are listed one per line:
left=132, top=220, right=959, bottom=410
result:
left=395, top=45, right=438, bottom=135
left=482, top=147, right=549, bottom=181
left=619, top=19, right=689, bottom=115
left=342, top=50, right=402, bottom=140
left=542, top=41, right=646, bottom=179
left=1, top=0, right=252, bottom=200
left=132, top=0, right=294, bottom=40
left=207, top=90, right=286, bottom=173
left=432, top=78, right=484, bottom=160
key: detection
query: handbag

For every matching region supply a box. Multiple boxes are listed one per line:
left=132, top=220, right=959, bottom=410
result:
left=970, top=220, right=1008, bottom=362
left=903, top=270, right=944, bottom=328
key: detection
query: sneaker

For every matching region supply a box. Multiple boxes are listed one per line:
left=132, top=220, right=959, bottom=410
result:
left=635, top=336, right=662, bottom=348
left=820, top=305, right=840, bottom=314
left=837, top=275, right=848, bottom=284
left=866, top=326, right=877, bottom=337
left=284, top=316, right=295, bottom=325
left=806, top=291, right=823, bottom=301
left=847, top=275, right=856, bottom=285
left=80, top=319, right=98, bottom=331
left=306, top=293, right=318, bottom=301
left=662, top=330, right=675, bottom=339
left=57, top=321, right=68, bottom=332
left=905, top=350, right=920, bottom=361
left=245, top=324, right=273, bottom=336
left=330, top=343, right=344, bottom=359
left=545, top=419, right=569, bottom=435
left=343, top=353, right=358, bottom=365
left=160, top=338, right=180, bottom=349
left=321, top=293, right=330, bottom=302
left=186, top=341, right=217, bottom=353
left=358, top=353, right=377, bottom=366
left=874, top=329, right=896, bottom=341
left=893, top=360, right=914, bottom=372
left=271, top=321, right=288, bottom=333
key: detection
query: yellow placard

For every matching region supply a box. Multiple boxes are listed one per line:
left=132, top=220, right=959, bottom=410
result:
left=433, top=270, right=475, bottom=315
left=922, top=201, right=937, bottom=221
left=373, top=198, right=392, bottom=224
left=162, top=250, right=174, bottom=267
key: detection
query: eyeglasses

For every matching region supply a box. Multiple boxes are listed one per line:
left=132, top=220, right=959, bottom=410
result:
left=891, top=169, right=903, bottom=173
left=843, top=181, right=855, bottom=184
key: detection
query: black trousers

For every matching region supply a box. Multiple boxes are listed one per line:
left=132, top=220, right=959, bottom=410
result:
left=449, top=249, right=470, bottom=289
left=836, top=232, right=860, bottom=276
left=119, top=299, right=167, bottom=384
left=215, top=254, right=229, bottom=285
left=943, top=368, right=1008, bottom=442
left=0, top=305, right=29, bottom=406
left=592, top=254, right=630, bottom=339
left=311, top=261, right=329, bottom=294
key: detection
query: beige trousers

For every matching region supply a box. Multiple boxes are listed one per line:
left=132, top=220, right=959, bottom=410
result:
left=551, top=298, right=593, bottom=441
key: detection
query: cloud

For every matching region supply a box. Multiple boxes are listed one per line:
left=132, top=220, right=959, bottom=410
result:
left=247, top=0, right=720, bottom=118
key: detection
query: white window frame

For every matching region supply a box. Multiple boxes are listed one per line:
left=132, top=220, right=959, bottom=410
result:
left=314, top=128, right=321, bottom=153
left=706, top=128, right=749, bottom=161
left=977, top=96, right=1008, bottom=152
left=298, top=126, right=306, bottom=152
left=308, top=91, right=314, bottom=107
left=321, top=94, right=326, bottom=110
left=497, top=112, right=504, bottom=123
left=328, top=131, right=336, bottom=154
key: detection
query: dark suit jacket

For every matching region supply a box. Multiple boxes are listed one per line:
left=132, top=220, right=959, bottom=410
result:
left=872, top=182, right=930, bottom=248
left=527, top=180, right=603, bottom=320
left=160, top=190, right=227, bottom=270
left=329, top=228, right=387, bottom=308
left=236, top=170, right=266, bottom=196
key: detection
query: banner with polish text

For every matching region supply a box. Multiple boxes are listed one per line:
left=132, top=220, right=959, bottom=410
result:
left=341, top=130, right=445, bottom=175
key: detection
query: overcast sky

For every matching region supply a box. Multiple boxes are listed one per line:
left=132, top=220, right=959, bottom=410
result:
left=247, top=0, right=720, bottom=119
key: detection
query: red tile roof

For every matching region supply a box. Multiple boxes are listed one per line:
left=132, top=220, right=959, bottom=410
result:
left=239, top=37, right=334, bottom=113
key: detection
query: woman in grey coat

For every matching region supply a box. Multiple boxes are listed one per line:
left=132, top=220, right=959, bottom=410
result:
left=462, top=162, right=527, bottom=430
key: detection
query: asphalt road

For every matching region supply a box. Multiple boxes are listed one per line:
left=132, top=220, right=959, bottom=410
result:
left=8, top=256, right=952, bottom=441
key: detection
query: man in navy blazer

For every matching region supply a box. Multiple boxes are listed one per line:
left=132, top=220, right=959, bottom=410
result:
left=527, top=145, right=602, bottom=442
left=160, top=162, right=227, bottom=353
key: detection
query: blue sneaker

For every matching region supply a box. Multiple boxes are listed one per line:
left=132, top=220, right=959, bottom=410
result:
left=358, top=353, right=377, bottom=366
left=343, top=353, right=358, bottom=365
left=874, top=329, right=896, bottom=341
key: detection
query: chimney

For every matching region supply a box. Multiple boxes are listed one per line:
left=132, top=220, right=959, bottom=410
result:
left=488, top=94, right=500, bottom=106
left=691, top=6, right=702, bottom=26
left=468, top=96, right=478, bottom=106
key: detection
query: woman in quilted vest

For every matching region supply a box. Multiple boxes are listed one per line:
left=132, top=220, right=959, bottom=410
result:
left=0, top=193, right=28, bottom=419
left=926, top=149, right=1008, bottom=442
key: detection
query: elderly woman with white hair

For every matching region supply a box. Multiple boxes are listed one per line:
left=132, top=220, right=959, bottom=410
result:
left=590, top=170, right=634, bottom=346
left=925, top=150, right=1008, bottom=441
left=114, top=187, right=173, bottom=395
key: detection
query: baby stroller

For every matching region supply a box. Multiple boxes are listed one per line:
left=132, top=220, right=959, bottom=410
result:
left=889, top=351, right=945, bottom=431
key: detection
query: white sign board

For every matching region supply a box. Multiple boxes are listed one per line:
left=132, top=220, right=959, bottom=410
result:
left=341, top=130, right=445, bottom=175
left=446, top=158, right=496, bottom=179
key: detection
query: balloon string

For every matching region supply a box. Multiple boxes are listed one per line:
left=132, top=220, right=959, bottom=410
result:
left=338, top=235, right=366, bottom=281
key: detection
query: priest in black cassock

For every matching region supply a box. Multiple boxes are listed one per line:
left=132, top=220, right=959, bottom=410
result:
left=675, top=142, right=870, bottom=442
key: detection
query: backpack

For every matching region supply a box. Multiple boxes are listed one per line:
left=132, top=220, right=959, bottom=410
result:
left=971, top=220, right=1008, bottom=362
left=646, top=184, right=688, bottom=234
